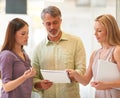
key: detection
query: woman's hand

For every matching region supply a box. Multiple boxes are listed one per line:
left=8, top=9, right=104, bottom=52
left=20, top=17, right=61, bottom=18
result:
left=91, top=81, right=111, bottom=90
left=23, top=67, right=36, bottom=79
left=66, top=69, right=79, bottom=82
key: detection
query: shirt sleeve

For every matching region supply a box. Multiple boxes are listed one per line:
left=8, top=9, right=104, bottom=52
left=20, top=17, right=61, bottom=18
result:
left=31, top=46, right=43, bottom=92
left=74, top=38, right=86, bottom=75
left=0, top=53, right=14, bottom=84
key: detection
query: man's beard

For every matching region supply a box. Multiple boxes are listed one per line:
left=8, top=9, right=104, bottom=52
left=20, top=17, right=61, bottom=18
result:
left=48, top=29, right=60, bottom=38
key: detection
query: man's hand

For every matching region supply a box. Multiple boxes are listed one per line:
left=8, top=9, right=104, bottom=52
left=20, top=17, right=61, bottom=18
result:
left=35, top=80, right=53, bottom=90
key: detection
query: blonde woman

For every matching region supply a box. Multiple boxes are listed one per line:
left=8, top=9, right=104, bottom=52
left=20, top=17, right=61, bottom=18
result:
left=67, top=14, right=120, bottom=98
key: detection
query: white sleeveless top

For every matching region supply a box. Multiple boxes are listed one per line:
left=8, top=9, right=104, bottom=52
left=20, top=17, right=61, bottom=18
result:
left=92, top=47, right=120, bottom=98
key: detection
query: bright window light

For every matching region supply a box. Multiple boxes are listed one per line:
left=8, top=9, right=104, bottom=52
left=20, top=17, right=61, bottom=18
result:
left=46, top=0, right=64, bottom=2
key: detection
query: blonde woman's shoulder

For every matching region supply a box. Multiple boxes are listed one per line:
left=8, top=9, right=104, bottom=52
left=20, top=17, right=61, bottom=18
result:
left=113, top=46, right=120, bottom=61
left=114, top=45, right=120, bottom=53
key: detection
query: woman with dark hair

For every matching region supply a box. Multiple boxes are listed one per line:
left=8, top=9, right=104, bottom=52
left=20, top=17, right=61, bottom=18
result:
left=0, top=18, right=36, bottom=98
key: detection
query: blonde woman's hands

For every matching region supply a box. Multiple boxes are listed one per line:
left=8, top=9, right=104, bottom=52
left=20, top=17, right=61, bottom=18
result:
left=91, top=81, right=111, bottom=90
left=66, top=69, right=79, bottom=82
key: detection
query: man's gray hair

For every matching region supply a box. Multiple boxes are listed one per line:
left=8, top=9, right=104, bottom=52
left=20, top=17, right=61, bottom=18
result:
left=41, top=6, right=62, bottom=20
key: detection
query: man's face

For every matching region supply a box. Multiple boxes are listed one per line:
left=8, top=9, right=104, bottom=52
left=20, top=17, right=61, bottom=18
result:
left=42, top=13, right=62, bottom=38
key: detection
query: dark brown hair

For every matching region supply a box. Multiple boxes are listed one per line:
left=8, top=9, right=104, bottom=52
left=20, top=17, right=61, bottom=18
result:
left=1, top=18, right=28, bottom=51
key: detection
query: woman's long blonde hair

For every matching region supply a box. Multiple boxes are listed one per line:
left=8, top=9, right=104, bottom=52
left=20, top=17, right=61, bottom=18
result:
left=95, top=14, right=120, bottom=46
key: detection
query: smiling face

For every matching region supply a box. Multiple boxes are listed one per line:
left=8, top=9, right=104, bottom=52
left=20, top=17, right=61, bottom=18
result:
left=15, top=24, right=29, bottom=46
left=42, top=13, right=62, bottom=40
left=94, top=21, right=107, bottom=44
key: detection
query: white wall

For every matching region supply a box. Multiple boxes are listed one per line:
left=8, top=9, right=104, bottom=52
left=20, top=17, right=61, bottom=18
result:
left=0, top=0, right=116, bottom=98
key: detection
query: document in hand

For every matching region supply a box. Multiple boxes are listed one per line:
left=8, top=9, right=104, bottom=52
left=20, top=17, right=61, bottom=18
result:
left=96, top=59, right=120, bottom=82
left=40, top=70, right=71, bottom=83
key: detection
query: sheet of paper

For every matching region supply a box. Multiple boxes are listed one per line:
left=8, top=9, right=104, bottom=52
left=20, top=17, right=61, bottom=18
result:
left=41, top=70, right=71, bottom=83
left=96, top=59, right=120, bottom=82
left=96, top=59, right=120, bottom=90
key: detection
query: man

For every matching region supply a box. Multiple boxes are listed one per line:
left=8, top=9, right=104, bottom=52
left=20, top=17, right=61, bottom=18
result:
left=32, top=6, right=86, bottom=98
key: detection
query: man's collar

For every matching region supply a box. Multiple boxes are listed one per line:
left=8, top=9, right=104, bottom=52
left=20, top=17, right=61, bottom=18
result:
left=46, top=32, right=68, bottom=45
